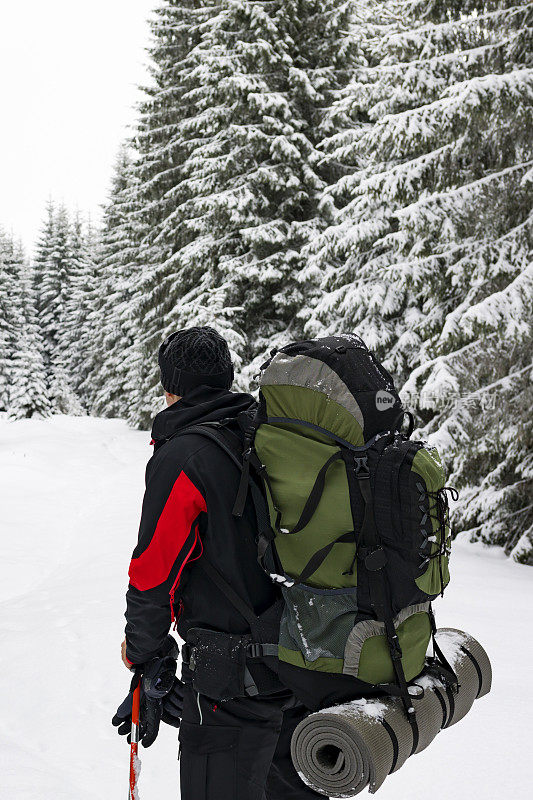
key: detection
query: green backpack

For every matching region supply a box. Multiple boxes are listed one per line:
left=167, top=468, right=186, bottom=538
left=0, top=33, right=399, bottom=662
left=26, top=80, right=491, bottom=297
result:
left=233, top=335, right=456, bottom=711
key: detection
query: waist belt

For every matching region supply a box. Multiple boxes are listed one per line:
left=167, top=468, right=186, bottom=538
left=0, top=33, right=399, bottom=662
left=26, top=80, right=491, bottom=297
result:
left=178, top=554, right=281, bottom=700
left=181, top=631, right=279, bottom=699
left=182, top=640, right=278, bottom=667
left=248, top=642, right=279, bottom=659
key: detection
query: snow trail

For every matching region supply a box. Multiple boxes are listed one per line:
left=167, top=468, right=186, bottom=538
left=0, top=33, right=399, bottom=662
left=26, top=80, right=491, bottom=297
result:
left=0, top=415, right=531, bottom=799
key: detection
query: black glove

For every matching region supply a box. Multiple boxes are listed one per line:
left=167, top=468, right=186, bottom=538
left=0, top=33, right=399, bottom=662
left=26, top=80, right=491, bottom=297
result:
left=112, top=635, right=178, bottom=747
left=161, top=677, right=185, bottom=729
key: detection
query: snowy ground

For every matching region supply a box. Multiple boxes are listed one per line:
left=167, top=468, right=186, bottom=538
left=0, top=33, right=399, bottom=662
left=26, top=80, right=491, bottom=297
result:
left=0, top=415, right=531, bottom=800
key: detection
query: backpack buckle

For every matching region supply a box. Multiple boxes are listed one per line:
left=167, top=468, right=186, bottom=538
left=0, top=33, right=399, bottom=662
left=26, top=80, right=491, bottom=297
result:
left=354, top=456, right=369, bottom=477
left=248, top=643, right=262, bottom=659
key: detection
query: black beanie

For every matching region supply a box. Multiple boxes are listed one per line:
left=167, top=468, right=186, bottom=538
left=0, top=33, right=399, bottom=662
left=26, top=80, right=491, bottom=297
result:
left=158, top=326, right=234, bottom=396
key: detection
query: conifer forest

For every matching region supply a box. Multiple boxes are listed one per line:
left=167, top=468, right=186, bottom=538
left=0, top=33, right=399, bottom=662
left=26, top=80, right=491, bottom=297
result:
left=1, top=0, right=532, bottom=562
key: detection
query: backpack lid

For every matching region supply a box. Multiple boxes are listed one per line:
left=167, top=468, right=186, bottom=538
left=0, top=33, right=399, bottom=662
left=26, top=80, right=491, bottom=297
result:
left=259, top=335, right=403, bottom=445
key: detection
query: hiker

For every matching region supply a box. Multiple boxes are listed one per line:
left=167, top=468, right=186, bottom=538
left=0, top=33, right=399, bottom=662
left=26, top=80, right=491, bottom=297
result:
left=112, top=327, right=323, bottom=800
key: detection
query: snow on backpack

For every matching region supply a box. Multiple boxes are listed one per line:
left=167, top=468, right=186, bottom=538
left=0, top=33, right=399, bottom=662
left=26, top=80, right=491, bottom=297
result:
left=233, top=335, right=457, bottom=711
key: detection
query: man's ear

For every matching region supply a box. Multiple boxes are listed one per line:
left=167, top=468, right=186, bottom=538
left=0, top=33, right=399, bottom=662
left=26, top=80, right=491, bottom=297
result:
left=165, top=391, right=181, bottom=406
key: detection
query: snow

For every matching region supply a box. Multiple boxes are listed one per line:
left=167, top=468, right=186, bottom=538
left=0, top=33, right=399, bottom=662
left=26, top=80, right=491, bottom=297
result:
left=131, top=752, right=142, bottom=800
left=431, top=628, right=470, bottom=668
left=321, top=697, right=389, bottom=721
left=1, top=414, right=532, bottom=799
left=0, top=415, right=179, bottom=799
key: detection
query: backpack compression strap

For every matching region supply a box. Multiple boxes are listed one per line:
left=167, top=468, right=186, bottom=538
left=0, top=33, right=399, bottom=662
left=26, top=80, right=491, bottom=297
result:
left=282, top=451, right=343, bottom=535
left=346, top=451, right=415, bottom=717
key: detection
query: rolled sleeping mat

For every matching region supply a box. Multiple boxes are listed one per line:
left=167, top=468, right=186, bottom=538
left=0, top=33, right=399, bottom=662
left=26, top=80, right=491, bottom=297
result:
left=292, top=628, right=492, bottom=796
left=365, top=687, right=444, bottom=771
left=409, top=684, right=446, bottom=754
left=433, top=628, right=492, bottom=727
left=290, top=698, right=396, bottom=796
left=383, top=701, right=413, bottom=774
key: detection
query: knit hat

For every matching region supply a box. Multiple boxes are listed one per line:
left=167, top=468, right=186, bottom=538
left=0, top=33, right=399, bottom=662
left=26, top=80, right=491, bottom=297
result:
left=158, top=327, right=234, bottom=396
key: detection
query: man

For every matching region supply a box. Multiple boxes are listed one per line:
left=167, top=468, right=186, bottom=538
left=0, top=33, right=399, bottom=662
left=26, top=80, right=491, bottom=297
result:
left=113, top=327, right=323, bottom=800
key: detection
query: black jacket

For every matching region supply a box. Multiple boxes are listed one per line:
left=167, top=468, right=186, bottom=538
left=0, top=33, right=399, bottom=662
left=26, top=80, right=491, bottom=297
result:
left=124, top=386, right=280, bottom=668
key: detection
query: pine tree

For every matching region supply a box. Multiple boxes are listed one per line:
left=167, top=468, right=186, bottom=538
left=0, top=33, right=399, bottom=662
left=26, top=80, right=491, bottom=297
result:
left=83, top=3, right=215, bottom=427
left=133, top=0, right=214, bottom=259
left=0, top=230, right=19, bottom=410
left=87, top=146, right=142, bottom=420
left=8, top=257, right=50, bottom=419
left=66, top=212, right=101, bottom=406
left=33, top=203, right=82, bottom=413
left=0, top=232, right=49, bottom=418
left=123, top=0, right=231, bottom=426
left=124, top=0, right=358, bottom=426
left=301, top=0, right=533, bottom=560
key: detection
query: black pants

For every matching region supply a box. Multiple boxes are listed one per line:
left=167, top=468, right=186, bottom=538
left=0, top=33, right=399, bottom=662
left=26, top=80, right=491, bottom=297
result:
left=178, top=683, right=324, bottom=799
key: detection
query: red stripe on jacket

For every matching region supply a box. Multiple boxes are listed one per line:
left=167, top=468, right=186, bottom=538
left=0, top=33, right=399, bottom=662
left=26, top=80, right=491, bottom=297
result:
left=128, top=471, right=206, bottom=591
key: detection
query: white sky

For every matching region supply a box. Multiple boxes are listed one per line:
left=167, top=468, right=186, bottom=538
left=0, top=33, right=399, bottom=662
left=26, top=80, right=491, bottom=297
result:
left=0, top=0, right=155, bottom=255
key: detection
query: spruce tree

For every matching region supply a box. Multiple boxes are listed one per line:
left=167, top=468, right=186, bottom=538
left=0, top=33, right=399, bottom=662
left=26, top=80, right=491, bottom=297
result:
left=66, top=212, right=101, bottom=406
left=0, top=232, right=49, bottom=418
left=8, top=257, right=50, bottom=419
left=125, top=0, right=232, bottom=426
left=86, top=3, right=215, bottom=426
left=34, top=203, right=82, bottom=413
left=125, top=0, right=357, bottom=426
left=87, top=146, right=142, bottom=420
left=302, top=0, right=533, bottom=559
left=0, top=230, right=19, bottom=410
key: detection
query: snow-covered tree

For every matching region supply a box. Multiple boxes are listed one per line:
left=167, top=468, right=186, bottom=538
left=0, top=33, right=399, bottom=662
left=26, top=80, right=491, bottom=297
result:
left=301, top=0, right=532, bottom=560
left=92, top=3, right=214, bottom=426
left=33, top=203, right=82, bottom=413
left=123, top=0, right=358, bottom=426
left=65, top=212, right=102, bottom=406
left=0, top=232, right=49, bottom=418
left=8, top=259, right=50, bottom=419
left=85, top=146, right=143, bottom=420
left=0, top=230, right=20, bottom=409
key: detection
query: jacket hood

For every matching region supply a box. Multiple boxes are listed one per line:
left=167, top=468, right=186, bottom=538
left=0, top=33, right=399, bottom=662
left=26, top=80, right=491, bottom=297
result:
left=151, top=385, right=257, bottom=445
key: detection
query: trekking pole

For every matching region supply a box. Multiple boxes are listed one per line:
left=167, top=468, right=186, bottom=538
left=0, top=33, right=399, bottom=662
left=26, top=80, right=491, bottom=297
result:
left=129, top=683, right=141, bottom=799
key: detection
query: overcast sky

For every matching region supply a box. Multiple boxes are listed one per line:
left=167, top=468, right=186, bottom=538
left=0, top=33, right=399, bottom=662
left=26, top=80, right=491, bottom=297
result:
left=0, top=0, right=155, bottom=254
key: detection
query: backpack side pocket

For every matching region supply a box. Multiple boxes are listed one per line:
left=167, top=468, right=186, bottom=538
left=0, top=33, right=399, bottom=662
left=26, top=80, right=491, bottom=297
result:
left=343, top=602, right=431, bottom=685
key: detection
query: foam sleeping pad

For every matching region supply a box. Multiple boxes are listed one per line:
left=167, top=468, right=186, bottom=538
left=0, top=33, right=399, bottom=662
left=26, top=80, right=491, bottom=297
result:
left=434, top=627, right=492, bottom=727
left=291, top=628, right=492, bottom=797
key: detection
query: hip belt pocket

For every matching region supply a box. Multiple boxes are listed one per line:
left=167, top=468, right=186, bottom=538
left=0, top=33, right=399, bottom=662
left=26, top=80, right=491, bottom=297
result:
left=186, top=627, right=250, bottom=701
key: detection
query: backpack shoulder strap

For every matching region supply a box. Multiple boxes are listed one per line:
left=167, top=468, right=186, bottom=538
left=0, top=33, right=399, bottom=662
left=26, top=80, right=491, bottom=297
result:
left=174, top=423, right=271, bottom=533
left=173, top=421, right=244, bottom=471
left=171, top=421, right=280, bottom=617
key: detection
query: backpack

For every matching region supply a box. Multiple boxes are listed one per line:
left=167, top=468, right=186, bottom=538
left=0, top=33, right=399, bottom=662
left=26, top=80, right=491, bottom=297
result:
left=230, top=335, right=456, bottom=711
